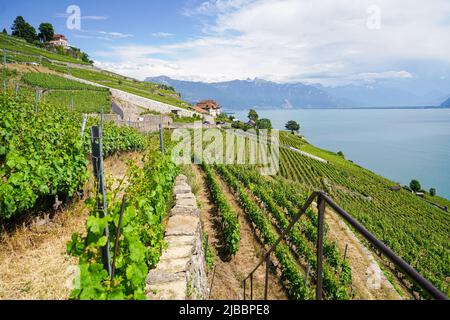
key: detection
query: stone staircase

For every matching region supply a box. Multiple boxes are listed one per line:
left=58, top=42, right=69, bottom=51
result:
left=146, top=175, right=208, bottom=300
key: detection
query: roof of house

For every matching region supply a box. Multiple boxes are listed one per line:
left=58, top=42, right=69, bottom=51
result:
left=196, top=100, right=221, bottom=109
left=193, top=106, right=209, bottom=114
left=52, top=34, right=68, bottom=41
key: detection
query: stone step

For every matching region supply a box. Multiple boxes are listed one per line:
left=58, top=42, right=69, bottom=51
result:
left=165, top=215, right=200, bottom=236
left=146, top=280, right=187, bottom=300
left=157, top=257, right=191, bottom=273
left=173, top=197, right=197, bottom=208
left=173, top=184, right=191, bottom=194
left=176, top=175, right=188, bottom=184
left=161, top=244, right=193, bottom=260
left=165, top=235, right=196, bottom=246
left=146, top=270, right=185, bottom=285
left=146, top=173, right=207, bottom=300
left=170, top=207, right=200, bottom=217
left=175, top=192, right=196, bottom=200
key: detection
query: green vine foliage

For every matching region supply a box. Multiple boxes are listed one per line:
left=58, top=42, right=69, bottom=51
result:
left=215, top=164, right=314, bottom=300
left=100, top=123, right=146, bottom=157
left=67, top=148, right=178, bottom=300
left=225, top=165, right=352, bottom=299
left=22, top=72, right=107, bottom=91
left=202, top=162, right=240, bottom=256
left=0, top=94, right=88, bottom=218
left=0, top=91, right=146, bottom=219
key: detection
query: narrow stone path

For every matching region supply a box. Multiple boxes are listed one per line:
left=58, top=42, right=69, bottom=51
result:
left=191, top=164, right=287, bottom=300
left=146, top=175, right=207, bottom=300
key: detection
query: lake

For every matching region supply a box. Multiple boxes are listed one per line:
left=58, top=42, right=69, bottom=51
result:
left=232, top=108, right=450, bottom=199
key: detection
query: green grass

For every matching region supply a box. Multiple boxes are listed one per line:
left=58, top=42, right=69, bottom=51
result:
left=0, top=33, right=90, bottom=65
left=43, top=90, right=111, bottom=114
left=45, top=64, right=192, bottom=109
left=278, top=131, right=450, bottom=296
left=1, top=32, right=192, bottom=110
left=22, top=72, right=106, bottom=91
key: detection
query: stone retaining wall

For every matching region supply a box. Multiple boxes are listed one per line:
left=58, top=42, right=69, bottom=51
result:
left=110, top=88, right=196, bottom=118
left=62, top=74, right=203, bottom=119
left=146, top=175, right=208, bottom=300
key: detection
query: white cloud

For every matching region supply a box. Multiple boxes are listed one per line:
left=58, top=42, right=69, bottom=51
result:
left=96, top=0, right=450, bottom=84
left=151, top=32, right=175, bottom=38
left=183, top=0, right=256, bottom=16
left=354, top=71, right=413, bottom=81
left=98, top=31, right=133, bottom=39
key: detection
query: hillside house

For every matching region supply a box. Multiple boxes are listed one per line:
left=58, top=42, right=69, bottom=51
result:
left=194, top=100, right=222, bottom=117
left=49, top=34, right=69, bottom=48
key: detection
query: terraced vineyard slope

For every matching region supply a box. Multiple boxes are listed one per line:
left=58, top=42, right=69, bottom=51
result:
left=278, top=132, right=449, bottom=296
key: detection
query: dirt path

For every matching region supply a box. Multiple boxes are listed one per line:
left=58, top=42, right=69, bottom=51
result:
left=322, top=206, right=404, bottom=300
left=0, top=152, right=142, bottom=300
left=191, top=165, right=287, bottom=300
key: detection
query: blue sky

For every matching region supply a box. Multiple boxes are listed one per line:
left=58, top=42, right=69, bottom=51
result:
left=1, top=0, right=450, bottom=97
left=0, top=0, right=204, bottom=52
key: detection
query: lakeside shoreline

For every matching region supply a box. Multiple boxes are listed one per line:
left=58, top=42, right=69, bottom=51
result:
left=231, top=108, right=450, bottom=199
left=224, top=106, right=450, bottom=112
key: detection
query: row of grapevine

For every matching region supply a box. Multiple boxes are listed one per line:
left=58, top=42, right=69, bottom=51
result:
left=201, top=162, right=240, bottom=256
left=22, top=72, right=107, bottom=91
left=68, top=146, right=178, bottom=300
left=44, top=90, right=112, bottom=114
left=226, top=165, right=352, bottom=299
left=98, top=122, right=147, bottom=157
left=278, top=132, right=450, bottom=296
left=0, top=91, right=146, bottom=219
left=214, top=164, right=314, bottom=299
left=0, top=93, right=88, bottom=218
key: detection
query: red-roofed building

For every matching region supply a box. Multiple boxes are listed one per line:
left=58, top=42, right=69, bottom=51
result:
left=194, top=100, right=222, bottom=117
left=49, top=34, right=69, bottom=48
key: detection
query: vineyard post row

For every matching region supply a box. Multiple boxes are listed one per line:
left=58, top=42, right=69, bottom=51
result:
left=243, top=190, right=318, bottom=300
left=90, top=124, right=113, bottom=277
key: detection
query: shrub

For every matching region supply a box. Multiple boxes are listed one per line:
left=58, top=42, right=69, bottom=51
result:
left=410, top=179, right=421, bottom=192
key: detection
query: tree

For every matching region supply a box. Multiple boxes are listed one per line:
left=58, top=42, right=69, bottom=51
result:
left=410, top=179, right=421, bottom=192
left=248, top=109, right=258, bottom=122
left=81, top=52, right=93, bottom=64
left=2, top=28, right=7, bottom=35
left=11, top=16, right=26, bottom=37
left=285, top=120, right=300, bottom=134
left=337, top=151, right=345, bottom=158
left=231, top=121, right=250, bottom=131
left=11, top=16, right=37, bottom=43
left=429, top=188, right=436, bottom=196
left=38, top=22, right=54, bottom=42
left=256, top=118, right=272, bottom=130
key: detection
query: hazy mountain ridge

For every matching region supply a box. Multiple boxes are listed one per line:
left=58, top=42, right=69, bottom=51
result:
left=146, top=76, right=447, bottom=109
left=146, top=76, right=350, bottom=109
left=441, top=97, right=450, bottom=107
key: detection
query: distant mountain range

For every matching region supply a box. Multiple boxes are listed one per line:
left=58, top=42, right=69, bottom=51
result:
left=441, top=97, right=450, bottom=107
left=146, top=76, right=448, bottom=110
